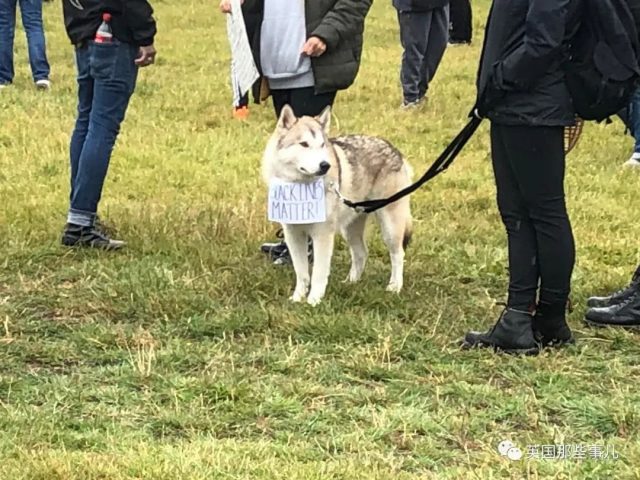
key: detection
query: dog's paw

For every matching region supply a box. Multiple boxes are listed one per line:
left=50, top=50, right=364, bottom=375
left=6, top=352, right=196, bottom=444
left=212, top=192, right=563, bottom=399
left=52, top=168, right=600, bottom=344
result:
left=306, top=294, right=323, bottom=306
left=386, top=282, right=402, bottom=293
left=344, top=271, right=362, bottom=283
left=290, top=291, right=306, bottom=302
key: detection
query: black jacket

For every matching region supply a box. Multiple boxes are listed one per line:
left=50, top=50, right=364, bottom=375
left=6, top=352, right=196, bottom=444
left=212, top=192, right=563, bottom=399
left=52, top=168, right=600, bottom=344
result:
left=392, top=0, right=449, bottom=11
left=242, top=0, right=372, bottom=99
left=63, top=0, right=156, bottom=47
left=476, top=0, right=582, bottom=126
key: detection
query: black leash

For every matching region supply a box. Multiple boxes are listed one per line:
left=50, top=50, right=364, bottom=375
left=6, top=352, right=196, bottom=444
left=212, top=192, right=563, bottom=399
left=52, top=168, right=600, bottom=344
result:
left=342, top=115, right=483, bottom=214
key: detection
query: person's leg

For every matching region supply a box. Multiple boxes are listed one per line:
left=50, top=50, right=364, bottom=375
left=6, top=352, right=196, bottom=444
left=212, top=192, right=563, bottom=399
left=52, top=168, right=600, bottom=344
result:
left=0, top=0, right=18, bottom=85
left=397, top=10, right=429, bottom=105
left=18, top=0, right=50, bottom=83
left=462, top=123, right=540, bottom=355
left=63, top=41, right=139, bottom=249
left=270, top=89, right=292, bottom=119
left=69, top=45, right=94, bottom=203
left=450, top=0, right=472, bottom=43
left=625, top=89, right=640, bottom=166
left=419, top=5, right=449, bottom=101
left=491, top=125, right=540, bottom=312
left=501, top=126, right=575, bottom=310
left=287, top=87, right=336, bottom=117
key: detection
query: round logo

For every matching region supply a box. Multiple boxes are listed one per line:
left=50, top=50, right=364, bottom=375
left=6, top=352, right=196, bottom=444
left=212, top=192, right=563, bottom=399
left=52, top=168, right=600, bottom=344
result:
left=498, top=440, right=515, bottom=456
left=507, top=446, right=523, bottom=461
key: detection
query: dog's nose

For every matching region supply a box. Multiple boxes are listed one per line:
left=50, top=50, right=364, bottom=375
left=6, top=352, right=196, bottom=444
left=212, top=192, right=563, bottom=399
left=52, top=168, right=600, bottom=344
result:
left=318, top=161, right=331, bottom=174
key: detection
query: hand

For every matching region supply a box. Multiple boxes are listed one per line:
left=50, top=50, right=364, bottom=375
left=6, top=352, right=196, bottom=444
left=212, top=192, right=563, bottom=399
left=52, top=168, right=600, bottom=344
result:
left=220, top=0, right=243, bottom=13
left=302, top=36, right=327, bottom=57
left=135, top=45, right=156, bottom=67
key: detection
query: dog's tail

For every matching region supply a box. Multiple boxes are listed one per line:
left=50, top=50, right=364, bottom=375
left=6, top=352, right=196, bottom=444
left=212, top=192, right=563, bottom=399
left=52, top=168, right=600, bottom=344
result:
left=403, top=215, right=413, bottom=250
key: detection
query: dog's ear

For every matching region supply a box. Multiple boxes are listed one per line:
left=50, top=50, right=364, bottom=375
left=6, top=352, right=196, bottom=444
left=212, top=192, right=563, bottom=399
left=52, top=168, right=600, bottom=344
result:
left=316, top=106, right=332, bottom=133
left=277, top=104, right=297, bottom=130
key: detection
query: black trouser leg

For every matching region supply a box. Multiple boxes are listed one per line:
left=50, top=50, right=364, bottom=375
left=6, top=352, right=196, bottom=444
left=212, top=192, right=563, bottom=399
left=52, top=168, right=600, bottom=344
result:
left=270, top=87, right=337, bottom=119
left=449, top=0, right=472, bottom=43
left=491, top=124, right=575, bottom=310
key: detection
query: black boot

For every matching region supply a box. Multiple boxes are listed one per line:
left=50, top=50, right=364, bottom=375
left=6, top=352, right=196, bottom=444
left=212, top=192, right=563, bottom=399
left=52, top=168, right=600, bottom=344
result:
left=586, top=267, right=640, bottom=308
left=61, top=223, right=125, bottom=251
left=260, top=229, right=313, bottom=266
left=584, top=291, right=640, bottom=329
left=462, top=308, right=540, bottom=355
left=533, top=302, right=574, bottom=347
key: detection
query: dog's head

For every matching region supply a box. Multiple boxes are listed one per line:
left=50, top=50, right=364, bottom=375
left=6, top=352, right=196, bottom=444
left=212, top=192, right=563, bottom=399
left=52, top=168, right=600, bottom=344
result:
left=264, top=105, right=333, bottom=182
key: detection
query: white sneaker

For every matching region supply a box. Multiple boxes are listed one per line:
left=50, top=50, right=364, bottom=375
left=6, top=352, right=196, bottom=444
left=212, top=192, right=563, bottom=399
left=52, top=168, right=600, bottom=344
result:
left=35, top=79, right=51, bottom=90
left=624, top=152, right=640, bottom=167
left=0, top=83, right=9, bottom=90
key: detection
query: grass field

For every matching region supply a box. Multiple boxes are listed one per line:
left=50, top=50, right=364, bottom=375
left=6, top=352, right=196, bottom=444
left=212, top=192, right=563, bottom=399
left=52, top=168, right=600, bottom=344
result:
left=1, top=0, right=640, bottom=478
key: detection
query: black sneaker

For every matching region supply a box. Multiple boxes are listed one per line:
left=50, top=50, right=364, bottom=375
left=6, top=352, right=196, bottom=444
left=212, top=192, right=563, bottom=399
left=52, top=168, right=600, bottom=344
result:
left=584, top=292, right=640, bottom=329
left=586, top=269, right=640, bottom=308
left=260, top=229, right=313, bottom=265
left=533, top=302, right=575, bottom=348
left=461, top=308, right=540, bottom=355
left=61, top=223, right=125, bottom=251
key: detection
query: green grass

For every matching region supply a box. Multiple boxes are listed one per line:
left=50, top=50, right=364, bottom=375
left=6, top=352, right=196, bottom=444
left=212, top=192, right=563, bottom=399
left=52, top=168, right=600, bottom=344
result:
left=1, top=0, right=640, bottom=478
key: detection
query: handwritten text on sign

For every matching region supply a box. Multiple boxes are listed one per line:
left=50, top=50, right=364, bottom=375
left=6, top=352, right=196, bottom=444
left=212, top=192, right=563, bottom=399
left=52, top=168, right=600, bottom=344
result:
left=268, top=179, right=327, bottom=224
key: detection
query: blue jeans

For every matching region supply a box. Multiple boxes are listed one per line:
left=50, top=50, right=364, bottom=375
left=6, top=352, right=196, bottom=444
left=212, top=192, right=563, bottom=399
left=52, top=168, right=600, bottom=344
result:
left=68, top=40, right=139, bottom=227
left=0, top=0, right=50, bottom=84
left=618, top=88, right=640, bottom=153
left=397, top=6, right=450, bottom=103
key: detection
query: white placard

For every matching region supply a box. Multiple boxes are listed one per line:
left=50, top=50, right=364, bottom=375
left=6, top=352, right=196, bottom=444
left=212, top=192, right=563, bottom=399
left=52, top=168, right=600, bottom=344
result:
left=225, top=0, right=260, bottom=107
left=268, top=179, right=327, bottom=224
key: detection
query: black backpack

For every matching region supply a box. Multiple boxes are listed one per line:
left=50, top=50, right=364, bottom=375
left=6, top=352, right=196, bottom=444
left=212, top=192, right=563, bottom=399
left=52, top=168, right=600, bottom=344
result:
left=565, top=0, right=640, bottom=122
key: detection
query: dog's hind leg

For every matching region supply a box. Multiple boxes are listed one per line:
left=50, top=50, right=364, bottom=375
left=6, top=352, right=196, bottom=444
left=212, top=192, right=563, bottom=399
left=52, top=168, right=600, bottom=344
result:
left=306, top=232, right=335, bottom=306
left=376, top=201, right=409, bottom=293
left=341, top=215, right=368, bottom=283
left=284, top=225, right=311, bottom=302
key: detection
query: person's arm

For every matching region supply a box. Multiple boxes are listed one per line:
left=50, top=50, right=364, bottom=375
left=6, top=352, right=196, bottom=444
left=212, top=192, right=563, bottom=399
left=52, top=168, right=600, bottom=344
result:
left=309, top=0, right=373, bottom=52
left=124, top=0, right=157, bottom=47
left=493, top=0, right=571, bottom=92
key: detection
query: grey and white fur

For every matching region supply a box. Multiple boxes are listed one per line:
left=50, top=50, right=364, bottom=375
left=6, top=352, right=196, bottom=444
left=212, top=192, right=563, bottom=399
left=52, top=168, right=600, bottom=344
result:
left=262, top=105, right=414, bottom=306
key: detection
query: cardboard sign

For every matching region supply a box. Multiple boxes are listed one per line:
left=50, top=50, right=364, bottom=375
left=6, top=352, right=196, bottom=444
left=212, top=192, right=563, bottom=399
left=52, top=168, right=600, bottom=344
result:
left=268, top=179, right=326, bottom=224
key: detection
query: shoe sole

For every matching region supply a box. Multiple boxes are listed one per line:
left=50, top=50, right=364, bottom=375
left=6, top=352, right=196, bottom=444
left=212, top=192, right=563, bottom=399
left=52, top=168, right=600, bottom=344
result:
left=61, top=240, right=125, bottom=251
left=583, top=318, right=640, bottom=330
left=461, top=341, right=539, bottom=356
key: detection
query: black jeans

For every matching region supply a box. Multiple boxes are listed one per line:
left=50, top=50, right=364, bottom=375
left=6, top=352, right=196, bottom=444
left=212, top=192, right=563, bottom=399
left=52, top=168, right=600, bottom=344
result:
left=491, top=123, right=575, bottom=310
left=449, top=0, right=472, bottom=43
left=270, top=87, right=337, bottom=118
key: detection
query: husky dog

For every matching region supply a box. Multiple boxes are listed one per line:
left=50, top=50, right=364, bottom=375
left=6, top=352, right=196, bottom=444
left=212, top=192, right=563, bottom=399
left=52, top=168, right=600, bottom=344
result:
left=262, top=105, right=414, bottom=306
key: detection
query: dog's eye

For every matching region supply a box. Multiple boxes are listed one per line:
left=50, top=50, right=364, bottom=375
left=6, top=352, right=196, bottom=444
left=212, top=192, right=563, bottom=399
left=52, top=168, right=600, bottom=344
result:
left=300, top=141, right=310, bottom=148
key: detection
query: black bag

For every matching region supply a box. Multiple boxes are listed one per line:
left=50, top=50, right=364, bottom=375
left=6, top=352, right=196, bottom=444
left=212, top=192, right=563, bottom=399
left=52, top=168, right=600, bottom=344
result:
left=565, top=0, right=640, bottom=122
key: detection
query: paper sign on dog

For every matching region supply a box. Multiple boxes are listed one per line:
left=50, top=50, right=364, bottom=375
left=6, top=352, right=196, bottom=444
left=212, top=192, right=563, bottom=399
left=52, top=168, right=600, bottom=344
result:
left=268, top=179, right=327, bottom=224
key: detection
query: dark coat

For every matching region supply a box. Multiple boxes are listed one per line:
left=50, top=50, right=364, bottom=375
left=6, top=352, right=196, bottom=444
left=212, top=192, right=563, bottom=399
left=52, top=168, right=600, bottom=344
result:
left=392, top=0, right=449, bottom=11
left=475, top=0, right=582, bottom=126
left=63, top=0, right=156, bottom=47
left=243, top=0, right=373, bottom=101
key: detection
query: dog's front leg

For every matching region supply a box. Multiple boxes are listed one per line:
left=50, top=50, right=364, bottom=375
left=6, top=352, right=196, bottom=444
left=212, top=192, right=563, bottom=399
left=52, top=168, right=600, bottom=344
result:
left=306, top=233, right=335, bottom=306
left=283, top=225, right=310, bottom=302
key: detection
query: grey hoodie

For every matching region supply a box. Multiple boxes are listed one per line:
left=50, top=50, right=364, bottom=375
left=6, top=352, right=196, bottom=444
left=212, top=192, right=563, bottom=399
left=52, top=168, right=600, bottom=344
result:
left=260, top=0, right=315, bottom=89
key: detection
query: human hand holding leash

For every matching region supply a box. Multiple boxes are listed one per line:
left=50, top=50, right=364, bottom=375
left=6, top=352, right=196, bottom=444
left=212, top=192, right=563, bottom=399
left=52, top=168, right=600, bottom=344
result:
left=135, top=45, right=156, bottom=67
left=302, top=36, right=327, bottom=57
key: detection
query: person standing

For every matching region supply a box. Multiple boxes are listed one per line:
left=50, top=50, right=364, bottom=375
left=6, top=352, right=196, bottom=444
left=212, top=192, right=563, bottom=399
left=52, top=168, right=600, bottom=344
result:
left=448, top=0, right=472, bottom=45
left=462, top=0, right=582, bottom=355
left=0, top=0, right=51, bottom=89
left=392, top=0, right=450, bottom=109
left=222, top=0, right=373, bottom=265
left=61, top=0, right=157, bottom=250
